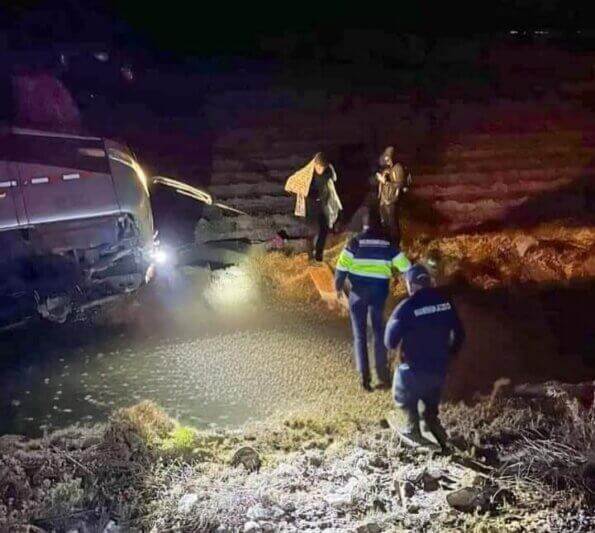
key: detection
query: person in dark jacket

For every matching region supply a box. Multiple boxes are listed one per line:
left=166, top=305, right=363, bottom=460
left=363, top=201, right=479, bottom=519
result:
left=307, top=153, right=335, bottom=262
left=384, top=264, right=465, bottom=448
left=335, top=208, right=411, bottom=391
left=374, top=146, right=411, bottom=242
left=285, top=152, right=342, bottom=262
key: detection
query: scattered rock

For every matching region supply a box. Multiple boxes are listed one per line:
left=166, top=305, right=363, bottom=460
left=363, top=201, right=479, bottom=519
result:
left=282, top=502, right=296, bottom=514
left=408, top=468, right=441, bottom=492
left=177, top=493, right=199, bottom=514
left=247, top=503, right=285, bottom=522
left=399, top=480, right=416, bottom=498
left=243, top=521, right=261, bottom=532
left=421, top=471, right=440, bottom=492
left=368, top=454, right=389, bottom=469
left=306, top=451, right=323, bottom=467
left=446, top=487, right=489, bottom=513
left=324, top=478, right=360, bottom=508
left=231, top=446, right=261, bottom=472
left=447, top=484, right=515, bottom=513
left=356, top=522, right=382, bottom=533
left=407, top=504, right=420, bottom=514
left=247, top=503, right=272, bottom=521
left=324, top=491, right=353, bottom=508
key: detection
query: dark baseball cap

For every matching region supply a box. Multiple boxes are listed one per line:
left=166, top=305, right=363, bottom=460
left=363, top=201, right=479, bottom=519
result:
left=405, top=264, right=432, bottom=286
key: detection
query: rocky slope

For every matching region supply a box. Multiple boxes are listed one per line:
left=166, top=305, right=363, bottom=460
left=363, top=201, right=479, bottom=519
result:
left=188, top=40, right=595, bottom=242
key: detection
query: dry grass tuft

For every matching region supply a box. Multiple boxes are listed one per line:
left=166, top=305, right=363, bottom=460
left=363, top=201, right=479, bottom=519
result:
left=405, top=223, right=595, bottom=289
left=443, top=395, right=595, bottom=506
left=247, top=251, right=320, bottom=304
left=112, top=400, right=176, bottom=443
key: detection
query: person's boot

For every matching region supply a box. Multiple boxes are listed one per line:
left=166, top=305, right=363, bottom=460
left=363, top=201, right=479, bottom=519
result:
left=397, top=406, right=421, bottom=439
left=374, top=381, right=391, bottom=391
left=361, top=379, right=373, bottom=392
left=423, top=416, right=449, bottom=450
left=375, top=367, right=391, bottom=390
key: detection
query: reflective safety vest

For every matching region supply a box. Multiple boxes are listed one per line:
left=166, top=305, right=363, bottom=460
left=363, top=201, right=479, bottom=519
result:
left=335, top=228, right=411, bottom=291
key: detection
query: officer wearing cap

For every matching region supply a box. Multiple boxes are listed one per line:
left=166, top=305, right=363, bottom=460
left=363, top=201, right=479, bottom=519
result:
left=335, top=207, right=411, bottom=391
left=384, top=264, right=465, bottom=448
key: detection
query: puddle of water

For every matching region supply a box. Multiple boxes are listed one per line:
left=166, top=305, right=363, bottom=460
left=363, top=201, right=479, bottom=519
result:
left=0, top=330, right=261, bottom=436
left=0, top=264, right=350, bottom=437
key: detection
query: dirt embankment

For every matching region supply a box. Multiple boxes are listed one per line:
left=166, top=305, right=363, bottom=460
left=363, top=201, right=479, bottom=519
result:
left=403, top=222, right=595, bottom=290
left=1, top=227, right=593, bottom=532
left=255, top=222, right=595, bottom=395
left=1, top=393, right=594, bottom=532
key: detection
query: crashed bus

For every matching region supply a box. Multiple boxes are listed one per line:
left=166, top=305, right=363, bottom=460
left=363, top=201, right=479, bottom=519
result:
left=0, top=126, right=156, bottom=327
left=0, top=50, right=158, bottom=328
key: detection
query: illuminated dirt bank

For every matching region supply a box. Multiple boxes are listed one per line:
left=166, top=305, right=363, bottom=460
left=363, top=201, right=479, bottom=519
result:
left=0, top=238, right=593, bottom=531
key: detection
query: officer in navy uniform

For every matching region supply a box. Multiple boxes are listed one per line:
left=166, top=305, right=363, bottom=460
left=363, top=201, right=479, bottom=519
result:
left=335, top=208, right=411, bottom=391
left=385, top=264, right=465, bottom=448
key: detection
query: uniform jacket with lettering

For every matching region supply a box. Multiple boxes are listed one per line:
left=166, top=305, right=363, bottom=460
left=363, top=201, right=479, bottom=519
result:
left=384, top=287, right=465, bottom=376
left=335, top=227, right=411, bottom=294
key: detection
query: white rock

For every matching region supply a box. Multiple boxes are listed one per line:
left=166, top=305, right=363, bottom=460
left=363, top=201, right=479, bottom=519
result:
left=244, top=521, right=261, bottom=532
left=324, top=491, right=352, bottom=508
left=247, top=503, right=272, bottom=521
left=246, top=503, right=285, bottom=521
left=324, top=478, right=361, bottom=508
left=177, top=493, right=199, bottom=514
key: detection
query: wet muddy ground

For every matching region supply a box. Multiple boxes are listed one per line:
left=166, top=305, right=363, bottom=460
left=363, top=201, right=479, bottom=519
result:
left=0, top=260, right=593, bottom=438
left=0, top=265, right=362, bottom=436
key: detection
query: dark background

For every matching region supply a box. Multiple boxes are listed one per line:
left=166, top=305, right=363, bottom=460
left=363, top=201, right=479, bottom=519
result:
left=1, top=1, right=594, bottom=59
left=2, top=1, right=595, bottom=245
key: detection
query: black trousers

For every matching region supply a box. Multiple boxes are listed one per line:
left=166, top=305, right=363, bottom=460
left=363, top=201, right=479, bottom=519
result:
left=380, top=203, right=401, bottom=244
left=307, top=200, right=329, bottom=261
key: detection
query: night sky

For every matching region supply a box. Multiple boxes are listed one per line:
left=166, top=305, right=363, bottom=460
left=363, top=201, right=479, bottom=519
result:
left=0, top=1, right=592, bottom=61
left=1, top=0, right=594, bottom=247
